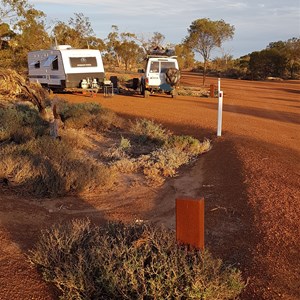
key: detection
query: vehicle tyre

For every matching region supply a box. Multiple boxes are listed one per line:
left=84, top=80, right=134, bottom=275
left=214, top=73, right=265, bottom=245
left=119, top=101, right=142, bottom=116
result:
left=166, top=68, right=181, bottom=86
left=140, top=81, right=145, bottom=96
left=132, top=78, right=140, bottom=90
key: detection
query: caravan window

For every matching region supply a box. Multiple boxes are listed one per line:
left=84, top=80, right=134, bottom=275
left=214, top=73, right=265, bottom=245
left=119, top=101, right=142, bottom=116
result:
left=52, top=57, right=58, bottom=70
left=43, top=55, right=59, bottom=70
left=43, top=55, right=57, bottom=67
left=69, top=57, right=97, bottom=68
left=29, top=61, right=40, bottom=69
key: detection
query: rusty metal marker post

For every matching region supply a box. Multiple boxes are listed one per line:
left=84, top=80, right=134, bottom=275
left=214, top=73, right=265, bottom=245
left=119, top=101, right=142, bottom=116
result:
left=176, top=198, right=205, bottom=250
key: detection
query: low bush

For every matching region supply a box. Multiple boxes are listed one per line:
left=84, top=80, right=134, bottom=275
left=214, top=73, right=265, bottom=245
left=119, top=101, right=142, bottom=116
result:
left=108, top=125, right=211, bottom=184
left=0, top=101, right=211, bottom=195
left=0, top=104, right=47, bottom=143
left=29, top=219, right=245, bottom=300
left=130, top=118, right=170, bottom=145
left=177, top=87, right=209, bottom=97
left=139, top=148, right=190, bottom=181
left=90, top=109, right=121, bottom=132
left=56, top=101, right=121, bottom=131
left=165, top=135, right=211, bottom=155
left=0, top=137, right=115, bottom=196
left=57, top=102, right=102, bottom=121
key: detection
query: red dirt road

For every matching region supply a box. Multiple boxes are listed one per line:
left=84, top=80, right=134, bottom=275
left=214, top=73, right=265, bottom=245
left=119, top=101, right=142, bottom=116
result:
left=0, top=73, right=299, bottom=299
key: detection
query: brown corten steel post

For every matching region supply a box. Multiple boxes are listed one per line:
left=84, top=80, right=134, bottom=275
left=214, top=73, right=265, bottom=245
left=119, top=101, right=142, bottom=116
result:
left=176, top=198, right=204, bottom=250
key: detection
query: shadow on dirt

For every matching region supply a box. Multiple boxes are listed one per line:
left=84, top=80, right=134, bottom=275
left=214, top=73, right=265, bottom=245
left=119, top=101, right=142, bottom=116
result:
left=174, top=97, right=300, bottom=125
left=0, top=186, right=107, bottom=300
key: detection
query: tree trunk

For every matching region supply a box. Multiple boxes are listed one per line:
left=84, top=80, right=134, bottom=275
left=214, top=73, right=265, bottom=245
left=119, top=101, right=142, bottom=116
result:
left=202, top=60, right=207, bottom=86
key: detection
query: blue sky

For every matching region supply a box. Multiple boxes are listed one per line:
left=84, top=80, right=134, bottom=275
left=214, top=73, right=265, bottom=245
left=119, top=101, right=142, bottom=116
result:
left=31, top=0, right=300, bottom=58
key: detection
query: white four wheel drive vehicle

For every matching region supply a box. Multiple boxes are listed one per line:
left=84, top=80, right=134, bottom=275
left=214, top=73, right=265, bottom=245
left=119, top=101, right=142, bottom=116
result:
left=139, top=55, right=180, bottom=98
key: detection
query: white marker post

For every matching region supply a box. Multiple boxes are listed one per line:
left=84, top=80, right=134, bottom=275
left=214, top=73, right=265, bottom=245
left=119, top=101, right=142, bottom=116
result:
left=217, top=78, right=223, bottom=137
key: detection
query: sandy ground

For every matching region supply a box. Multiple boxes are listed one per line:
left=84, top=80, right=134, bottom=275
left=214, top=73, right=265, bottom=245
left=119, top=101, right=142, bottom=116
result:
left=0, top=73, right=299, bottom=299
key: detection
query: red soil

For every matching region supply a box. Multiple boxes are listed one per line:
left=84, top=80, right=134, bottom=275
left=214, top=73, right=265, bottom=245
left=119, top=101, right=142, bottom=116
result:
left=0, top=73, right=299, bottom=299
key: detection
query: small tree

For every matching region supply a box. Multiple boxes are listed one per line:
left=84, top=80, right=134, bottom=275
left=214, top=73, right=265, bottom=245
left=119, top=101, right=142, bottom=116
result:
left=285, top=38, right=300, bottom=79
left=249, top=49, right=287, bottom=79
left=105, top=26, right=144, bottom=70
left=0, top=0, right=50, bottom=70
left=52, top=13, right=105, bottom=50
left=12, top=8, right=50, bottom=69
left=175, top=43, right=195, bottom=70
left=185, top=18, right=234, bottom=85
left=116, top=37, right=141, bottom=71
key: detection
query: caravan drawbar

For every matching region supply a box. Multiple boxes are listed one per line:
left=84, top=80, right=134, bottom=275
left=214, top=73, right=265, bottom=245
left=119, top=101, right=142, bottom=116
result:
left=28, top=45, right=105, bottom=91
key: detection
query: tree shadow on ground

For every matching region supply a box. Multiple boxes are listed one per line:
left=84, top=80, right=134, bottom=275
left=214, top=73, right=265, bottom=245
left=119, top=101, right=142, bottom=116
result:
left=174, top=97, right=300, bottom=125
left=0, top=177, right=107, bottom=300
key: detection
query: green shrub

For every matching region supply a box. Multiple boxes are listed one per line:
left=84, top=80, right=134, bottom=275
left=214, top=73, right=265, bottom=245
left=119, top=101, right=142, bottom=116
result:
left=29, top=219, right=245, bottom=300
left=57, top=102, right=97, bottom=129
left=130, top=119, right=169, bottom=145
left=119, top=136, right=131, bottom=151
left=177, top=87, right=209, bottom=97
left=111, top=157, right=138, bottom=173
left=57, top=102, right=102, bottom=121
left=165, top=135, right=211, bottom=155
left=108, top=120, right=212, bottom=184
left=56, top=101, right=120, bottom=131
left=90, top=109, right=121, bottom=131
left=139, top=148, right=190, bottom=181
left=0, top=104, right=47, bottom=142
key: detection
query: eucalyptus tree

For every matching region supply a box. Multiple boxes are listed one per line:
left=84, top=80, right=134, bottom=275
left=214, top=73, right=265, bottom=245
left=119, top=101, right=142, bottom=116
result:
left=0, top=0, right=50, bottom=70
left=52, top=13, right=105, bottom=50
left=105, top=25, right=143, bottom=70
left=185, top=18, right=234, bottom=85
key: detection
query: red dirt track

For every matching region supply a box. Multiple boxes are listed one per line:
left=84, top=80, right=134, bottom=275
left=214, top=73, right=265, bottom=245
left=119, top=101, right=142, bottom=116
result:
left=0, top=72, right=299, bottom=299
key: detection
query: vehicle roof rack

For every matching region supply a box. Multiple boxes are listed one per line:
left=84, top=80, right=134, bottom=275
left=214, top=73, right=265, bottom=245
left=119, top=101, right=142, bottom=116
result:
left=146, top=55, right=177, bottom=59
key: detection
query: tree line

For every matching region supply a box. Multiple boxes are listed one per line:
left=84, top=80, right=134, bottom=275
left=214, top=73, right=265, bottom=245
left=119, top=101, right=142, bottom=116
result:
left=1, top=0, right=299, bottom=80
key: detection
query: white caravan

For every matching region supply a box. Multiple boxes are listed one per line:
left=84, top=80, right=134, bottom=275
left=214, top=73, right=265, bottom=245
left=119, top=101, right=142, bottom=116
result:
left=28, top=45, right=105, bottom=91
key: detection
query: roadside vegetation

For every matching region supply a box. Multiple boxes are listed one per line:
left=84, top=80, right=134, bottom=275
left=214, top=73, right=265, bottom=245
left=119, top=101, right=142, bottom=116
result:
left=0, top=100, right=211, bottom=196
left=29, top=219, right=245, bottom=300
left=0, top=101, right=116, bottom=196
left=0, top=70, right=211, bottom=196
